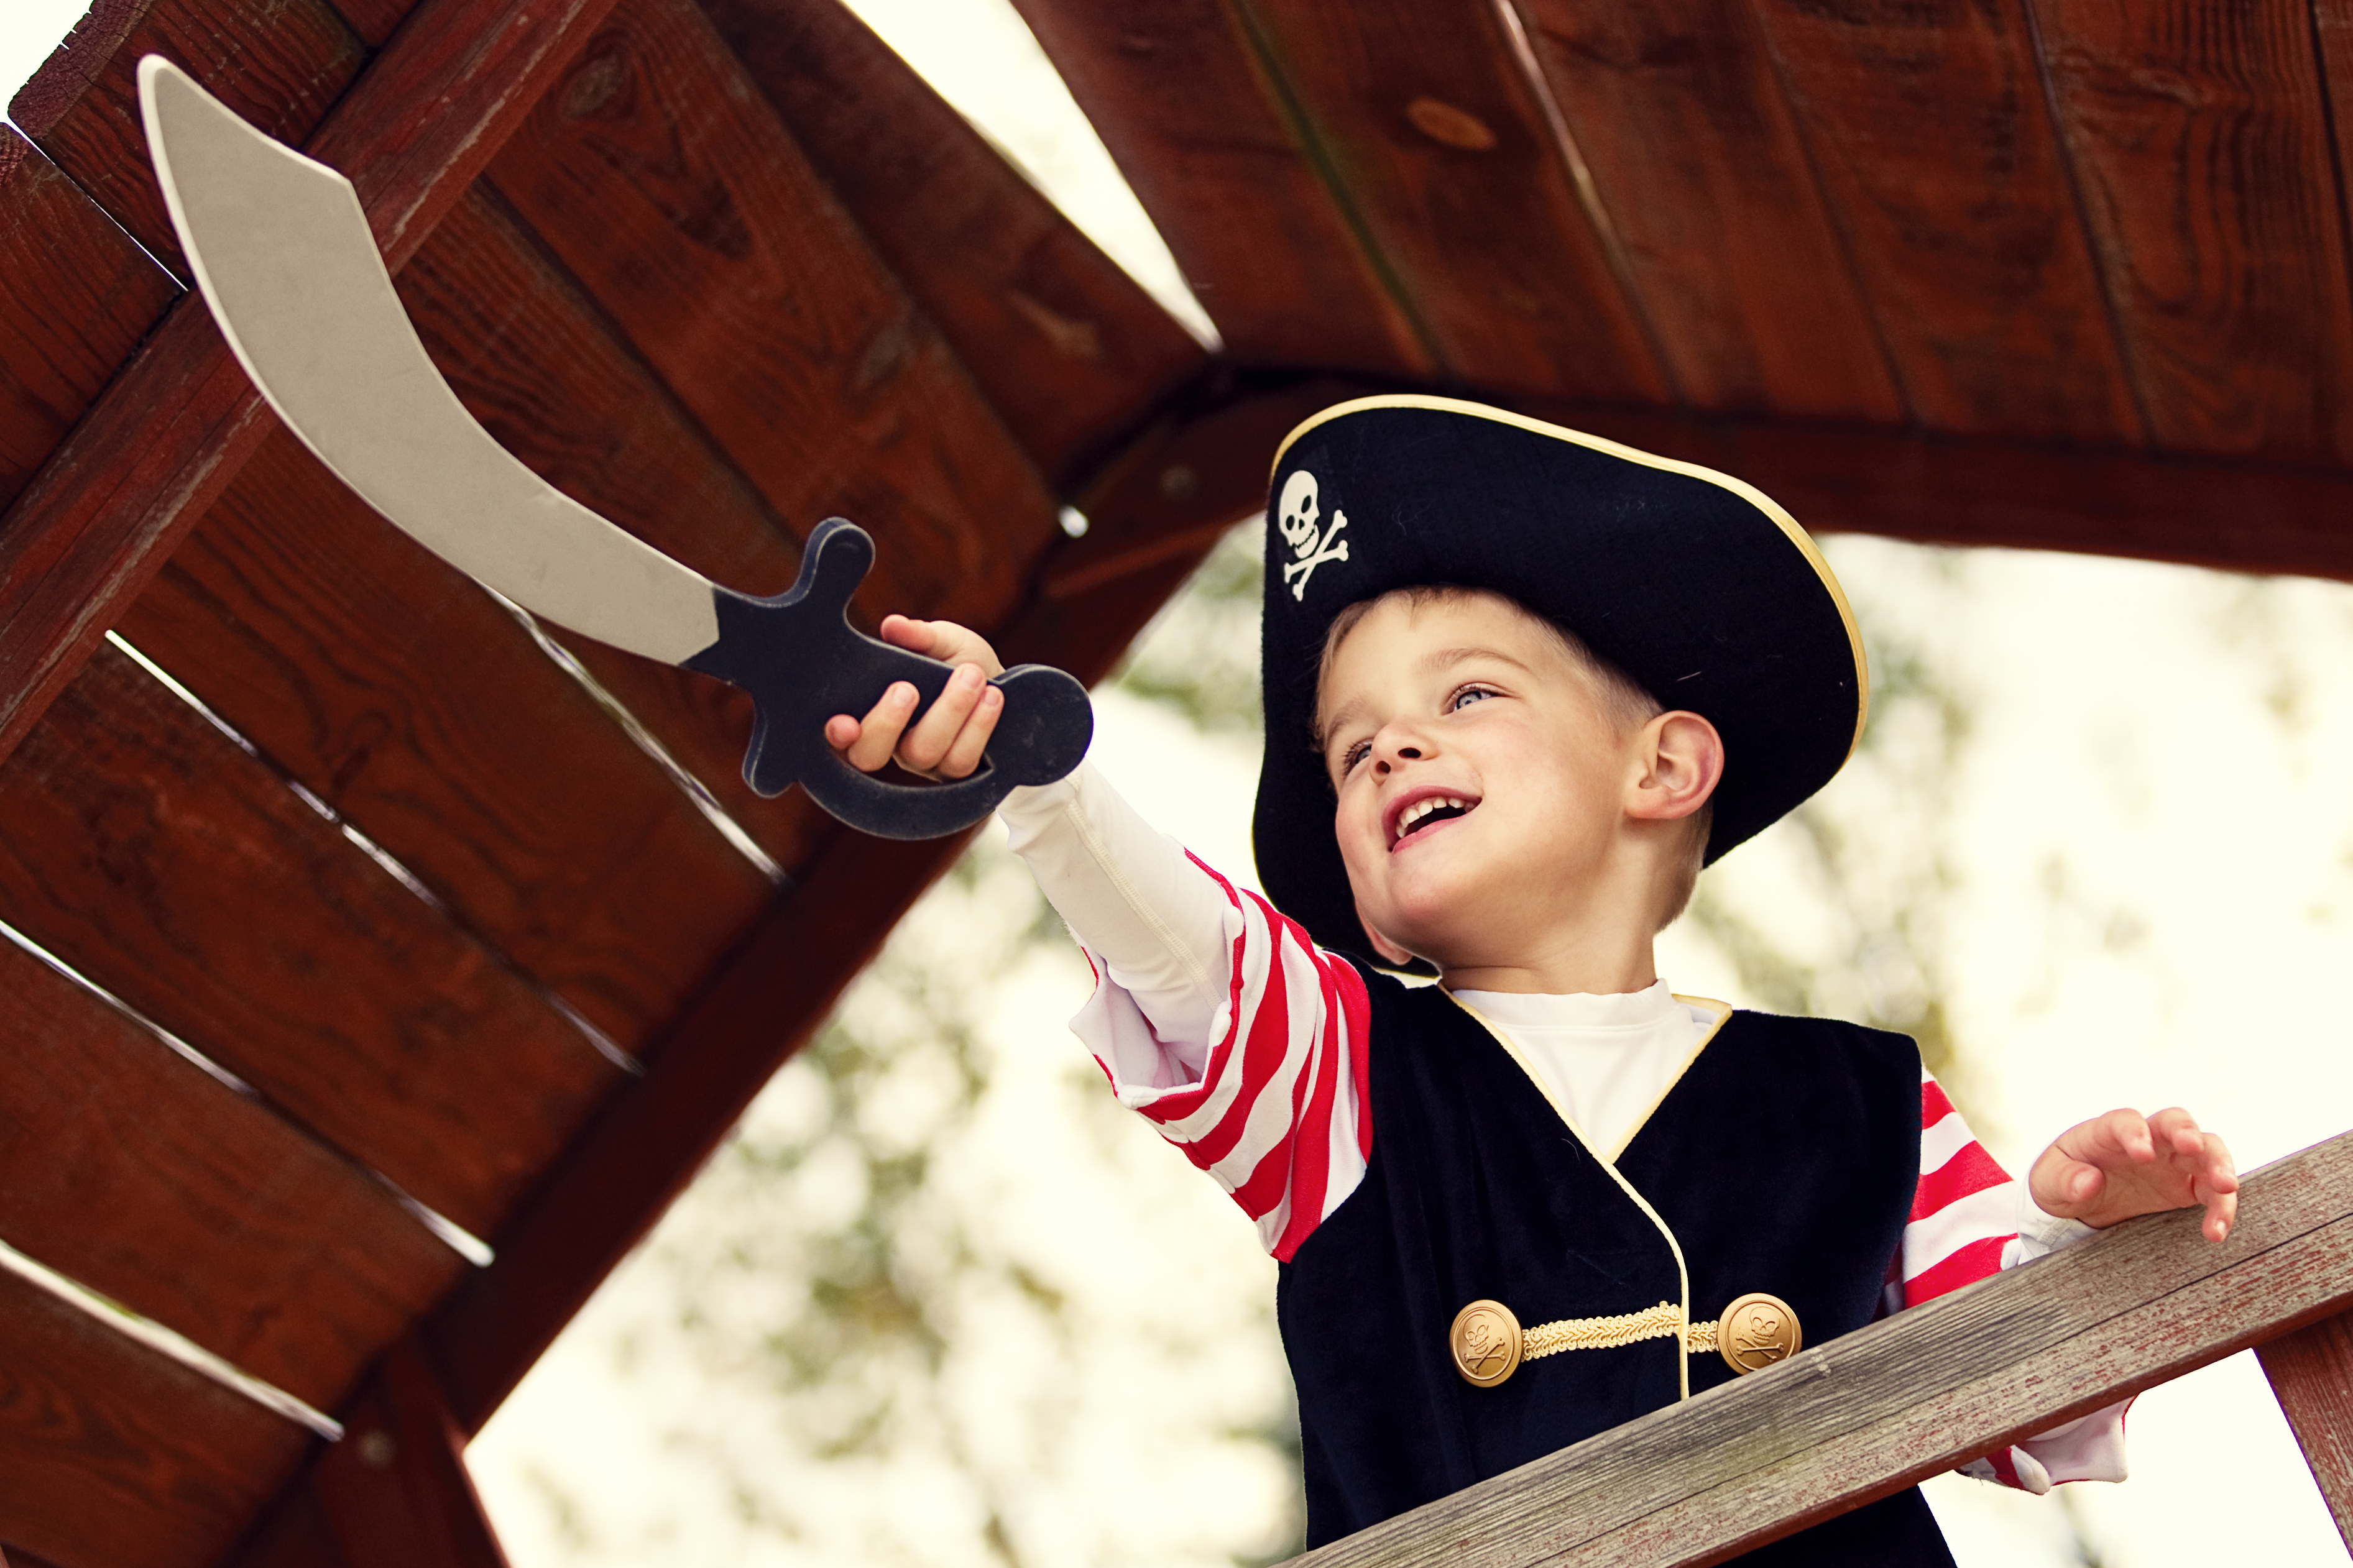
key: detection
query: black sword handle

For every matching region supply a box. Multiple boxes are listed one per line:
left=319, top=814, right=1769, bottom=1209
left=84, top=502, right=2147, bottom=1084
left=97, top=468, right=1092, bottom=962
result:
left=681, top=518, right=1092, bottom=841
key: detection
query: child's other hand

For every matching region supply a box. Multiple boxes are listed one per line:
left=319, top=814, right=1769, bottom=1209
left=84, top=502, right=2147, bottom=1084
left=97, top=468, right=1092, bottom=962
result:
left=2029, top=1107, right=2239, bottom=1242
left=823, top=615, right=1007, bottom=781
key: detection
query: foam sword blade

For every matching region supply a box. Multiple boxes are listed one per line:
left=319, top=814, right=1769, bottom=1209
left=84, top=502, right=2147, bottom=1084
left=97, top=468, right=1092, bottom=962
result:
left=138, top=57, right=1089, bottom=840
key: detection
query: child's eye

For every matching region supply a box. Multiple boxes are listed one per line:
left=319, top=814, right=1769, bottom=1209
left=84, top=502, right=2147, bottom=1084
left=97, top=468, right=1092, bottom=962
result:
left=1448, top=685, right=1498, bottom=712
left=1339, top=740, right=1372, bottom=774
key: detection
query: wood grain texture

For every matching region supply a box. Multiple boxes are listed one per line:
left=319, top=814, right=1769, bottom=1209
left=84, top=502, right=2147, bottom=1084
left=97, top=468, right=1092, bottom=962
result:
left=1527, top=400, right=2353, bottom=582
left=0, top=644, right=622, bottom=1240
left=0, top=0, right=626, bottom=775
left=1287, top=1130, right=2353, bottom=1568
left=2258, top=1306, right=2353, bottom=1549
left=1009, top=0, right=1433, bottom=377
left=312, top=1341, right=511, bottom=1568
left=0, top=131, right=180, bottom=515
left=2042, top=0, right=2353, bottom=461
left=0, top=1264, right=311, bottom=1568
left=700, top=0, right=1209, bottom=485
left=425, top=820, right=923, bottom=1431
left=9, top=0, right=367, bottom=280
left=1510, top=0, right=1900, bottom=419
left=114, top=303, right=782, bottom=1055
left=327, top=0, right=430, bottom=48
left=486, top=0, right=1061, bottom=635
left=384, top=183, right=829, bottom=870
left=1228, top=0, right=1667, bottom=401
left=1746, top=0, right=2142, bottom=439
left=0, top=940, right=463, bottom=1413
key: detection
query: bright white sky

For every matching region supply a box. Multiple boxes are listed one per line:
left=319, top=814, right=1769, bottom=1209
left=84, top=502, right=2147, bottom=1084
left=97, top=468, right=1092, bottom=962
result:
left=5, top=5, right=2347, bottom=1566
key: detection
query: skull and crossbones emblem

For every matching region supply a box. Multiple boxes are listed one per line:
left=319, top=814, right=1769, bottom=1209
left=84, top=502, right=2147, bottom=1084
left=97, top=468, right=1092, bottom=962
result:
left=1277, top=469, right=1349, bottom=601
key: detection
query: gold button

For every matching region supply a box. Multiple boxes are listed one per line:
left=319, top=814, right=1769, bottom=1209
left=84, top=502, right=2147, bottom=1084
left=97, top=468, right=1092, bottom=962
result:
left=1449, top=1299, right=1523, bottom=1387
left=1717, top=1292, right=1802, bottom=1374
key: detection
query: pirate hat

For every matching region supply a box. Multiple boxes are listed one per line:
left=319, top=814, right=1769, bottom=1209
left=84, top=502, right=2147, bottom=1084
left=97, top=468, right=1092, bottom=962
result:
left=1253, top=395, right=1866, bottom=965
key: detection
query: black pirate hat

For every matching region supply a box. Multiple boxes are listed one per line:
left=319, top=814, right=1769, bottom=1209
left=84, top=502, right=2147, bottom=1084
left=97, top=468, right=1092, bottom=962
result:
left=1252, top=396, right=1866, bottom=965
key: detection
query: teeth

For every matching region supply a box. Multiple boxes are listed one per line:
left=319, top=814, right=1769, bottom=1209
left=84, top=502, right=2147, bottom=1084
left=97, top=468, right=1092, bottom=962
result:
left=1394, top=796, right=1471, bottom=841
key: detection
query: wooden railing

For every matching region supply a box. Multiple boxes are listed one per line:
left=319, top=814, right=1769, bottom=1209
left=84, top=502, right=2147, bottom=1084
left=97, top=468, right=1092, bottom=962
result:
left=1294, top=1129, right=2353, bottom=1567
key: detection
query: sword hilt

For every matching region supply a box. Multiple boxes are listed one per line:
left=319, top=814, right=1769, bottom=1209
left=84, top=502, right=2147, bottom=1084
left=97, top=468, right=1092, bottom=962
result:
left=683, top=518, right=1094, bottom=841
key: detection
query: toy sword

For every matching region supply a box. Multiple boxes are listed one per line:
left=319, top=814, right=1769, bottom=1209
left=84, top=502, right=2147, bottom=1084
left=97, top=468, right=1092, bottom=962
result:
left=137, top=57, right=1090, bottom=841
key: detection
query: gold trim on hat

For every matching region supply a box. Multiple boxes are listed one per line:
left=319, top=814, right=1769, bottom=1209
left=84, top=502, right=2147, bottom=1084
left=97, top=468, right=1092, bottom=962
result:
left=1270, top=393, right=1870, bottom=766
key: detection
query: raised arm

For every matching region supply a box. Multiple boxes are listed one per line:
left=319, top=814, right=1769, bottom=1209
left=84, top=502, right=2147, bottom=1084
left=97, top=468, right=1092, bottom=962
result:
left=829, top=615, right=1374, bottom=1259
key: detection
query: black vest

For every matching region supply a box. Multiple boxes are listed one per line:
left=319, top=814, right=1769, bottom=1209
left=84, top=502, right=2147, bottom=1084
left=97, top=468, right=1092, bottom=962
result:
left=1276, top=970, right=1956, bottom=1564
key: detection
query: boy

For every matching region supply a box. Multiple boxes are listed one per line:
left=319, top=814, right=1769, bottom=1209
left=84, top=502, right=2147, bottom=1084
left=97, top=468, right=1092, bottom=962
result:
left=826, top=397, right=2237, bottom=1564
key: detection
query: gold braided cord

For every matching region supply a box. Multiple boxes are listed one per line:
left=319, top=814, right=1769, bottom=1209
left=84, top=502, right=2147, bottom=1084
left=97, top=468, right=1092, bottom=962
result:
left=1518, top=1302, right=1709, bottom=1359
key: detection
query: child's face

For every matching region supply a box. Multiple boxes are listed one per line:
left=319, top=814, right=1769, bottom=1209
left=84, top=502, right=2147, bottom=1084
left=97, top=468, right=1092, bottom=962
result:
left=1315, top=592, right=1645, bottom=970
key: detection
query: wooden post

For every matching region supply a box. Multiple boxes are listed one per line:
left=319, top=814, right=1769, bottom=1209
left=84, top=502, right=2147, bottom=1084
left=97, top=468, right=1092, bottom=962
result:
left=2258, top=1306, right=2353, bottom=1551
left=310, top=1337, right=511, bottom=1568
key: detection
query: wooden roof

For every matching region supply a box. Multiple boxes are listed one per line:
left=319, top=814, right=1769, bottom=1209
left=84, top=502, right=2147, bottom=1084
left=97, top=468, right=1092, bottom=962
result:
left=2, top=0, right=2351, bottom=1564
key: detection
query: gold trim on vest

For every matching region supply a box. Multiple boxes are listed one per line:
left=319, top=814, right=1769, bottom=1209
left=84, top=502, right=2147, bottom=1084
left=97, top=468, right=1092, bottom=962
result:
left=1448, top=1294, right=1805, bottom=1387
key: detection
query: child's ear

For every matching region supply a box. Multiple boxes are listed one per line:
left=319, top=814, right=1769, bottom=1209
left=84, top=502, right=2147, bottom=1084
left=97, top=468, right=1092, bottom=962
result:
left=1626, top=710, right=1724, bottom=822
left=1353, top=897, right=1420, bottom=967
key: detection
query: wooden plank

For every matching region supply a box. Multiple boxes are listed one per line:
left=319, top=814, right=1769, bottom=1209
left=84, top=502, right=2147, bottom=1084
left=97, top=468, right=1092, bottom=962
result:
left=329, top=0, right=431, bottom=48
left=0, top=644, right=622, bottom=1240
left=1744, top=0, right=2142, bottom=440
left=2259, top=1306, right=2353, bottom=1550
left=0, top=129, right=179, bottom=514
left=310, top=1340, right=512, bottom=1568
left=1009, top=0, right=1434, bottom=377
left=1509, top=0, right=1900, bottom=420
left=484, top=0, right=1062, bottom=634
left=0, top=938, right=464, bottom=1414
left=2035, top=0, right=2353, bottom=461
left=1529, top=400, right=2353, bottom=584
left=10, top=0, right=368, bottom=280
left=380, top=183, right=830, bottom=869
left=0, top=1263, right=311, bottom=1568
left=1289, top=1130, right=2353, bottom=1568
left=423, top=818, right=919, bottom=1432
left=0, top=0, right=628, bottom=775
left=1227, top=0, right=1667, bottom=401
left=698, top=0, right=1210, bottom=484
left=117, top=377, right=779, bottom=1055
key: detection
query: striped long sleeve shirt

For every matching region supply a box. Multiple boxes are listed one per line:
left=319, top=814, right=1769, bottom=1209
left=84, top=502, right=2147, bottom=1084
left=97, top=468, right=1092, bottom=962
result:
left=1010, top=765, right=2127, bottom=1493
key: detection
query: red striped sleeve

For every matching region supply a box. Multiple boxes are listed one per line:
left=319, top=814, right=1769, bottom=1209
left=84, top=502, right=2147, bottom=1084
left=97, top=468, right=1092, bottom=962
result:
left=1077, top=855, right=1371, bottom=1262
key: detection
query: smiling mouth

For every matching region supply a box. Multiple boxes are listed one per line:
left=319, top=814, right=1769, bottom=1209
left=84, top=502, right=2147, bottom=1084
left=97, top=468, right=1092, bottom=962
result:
left=1394, top=795, right=1476, bottom=845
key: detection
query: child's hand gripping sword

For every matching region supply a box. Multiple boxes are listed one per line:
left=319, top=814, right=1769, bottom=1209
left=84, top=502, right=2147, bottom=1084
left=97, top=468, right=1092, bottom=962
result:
left=138, top=57, right=1090, bottom=841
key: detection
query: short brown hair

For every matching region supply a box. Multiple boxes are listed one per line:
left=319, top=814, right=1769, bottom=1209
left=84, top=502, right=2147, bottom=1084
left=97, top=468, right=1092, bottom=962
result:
left=1319, top=584, right=1711, bottom=931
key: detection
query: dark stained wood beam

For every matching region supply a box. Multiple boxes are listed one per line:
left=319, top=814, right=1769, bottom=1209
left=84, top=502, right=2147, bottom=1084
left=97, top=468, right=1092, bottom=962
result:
left=0, top=0, right=628, bottom=775
left=1543, top=403, right=2353, bottom=584
left=311, top=1339, right=512, bottom=1568
left=0, top=1264, right=312, bottom=1568
left=697, top=0, right=1209, bottom=488
left=0, top=938, right=464, bottom=1415
left=1287, top=1129, right=2353, bottom=1568
left=1009, top=0, right=1434, bottom=378
left=0, top=129, right=179, bottom=514
left=2259, top=1307, right=2353, bottom=1551
left=1507, top=0, right=1899, bottom=422
left=2037, top=0, right=2353, bottom=464
left=0, top=646, right=622, bottom=1242
left=11, top=0, right=371, bottom=283
left=1223, top=0, right=1668, bottom=402
left=227, top=1337, right=513, bottom=1568
left=1738, top=0, right=2142, bottom=443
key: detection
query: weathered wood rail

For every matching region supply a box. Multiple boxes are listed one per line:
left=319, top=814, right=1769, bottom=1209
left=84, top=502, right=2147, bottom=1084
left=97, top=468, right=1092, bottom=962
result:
left=1289, top=1129, right=2353, bottom=1567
